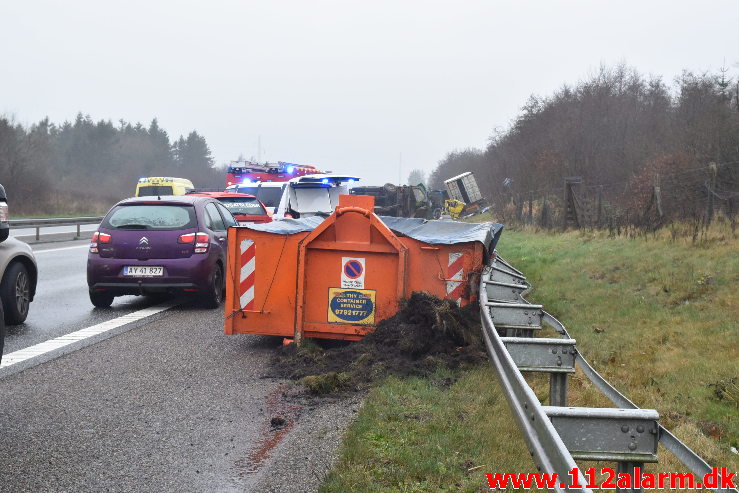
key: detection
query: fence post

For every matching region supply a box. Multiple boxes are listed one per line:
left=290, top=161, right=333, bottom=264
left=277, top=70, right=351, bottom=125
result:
left=563, top=177, right=582, bottom=230
left=516, top=194, right=523, bottom=223
left=706, top=162, right=717, bottom=224
left=654, top=174, right=663, bottom=219
left=596, top=186, right=603, bottom=228
left=540, top=196, right=549, bottom=228
left=562, top=180, right=567, bottom=230
left=528, top=192, right=533, bottom=224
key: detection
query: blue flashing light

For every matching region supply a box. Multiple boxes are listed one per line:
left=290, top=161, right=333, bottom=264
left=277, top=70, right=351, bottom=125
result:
left=321, top=178, right=329, bottom=184
left=286, top=166, right=295, bottom=174
left=347, top=179, right=355, bottom=184
left=243, top=178, right=252, bottom=184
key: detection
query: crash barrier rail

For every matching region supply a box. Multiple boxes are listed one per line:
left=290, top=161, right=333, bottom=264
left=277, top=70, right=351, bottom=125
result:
left=9, top=216, right=103, bottom=241
left=480, top=255, right=737, bottom=493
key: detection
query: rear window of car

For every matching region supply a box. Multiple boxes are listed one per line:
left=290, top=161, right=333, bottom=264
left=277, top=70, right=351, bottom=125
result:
left=103, top=204, right=196, bottom=230
left=216, top=196, right=267, bottom=215
left=138, top=185, right=174, bottom=196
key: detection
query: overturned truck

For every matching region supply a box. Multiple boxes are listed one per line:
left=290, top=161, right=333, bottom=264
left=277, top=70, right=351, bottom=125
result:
left=349, top=183, right=445, bottom=219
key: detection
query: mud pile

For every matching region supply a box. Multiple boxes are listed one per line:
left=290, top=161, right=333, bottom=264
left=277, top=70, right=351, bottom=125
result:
left=272, top=292, right=487, bottom=393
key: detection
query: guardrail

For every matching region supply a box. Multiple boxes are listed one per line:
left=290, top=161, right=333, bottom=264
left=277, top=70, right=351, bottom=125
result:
left=9, top=216, right=103, bottom=241
left=481, top=255, right=737, bottom=493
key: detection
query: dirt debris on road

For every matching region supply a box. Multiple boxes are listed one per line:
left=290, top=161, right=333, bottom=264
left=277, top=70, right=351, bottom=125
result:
left=272, top=292, right=486, bottom=394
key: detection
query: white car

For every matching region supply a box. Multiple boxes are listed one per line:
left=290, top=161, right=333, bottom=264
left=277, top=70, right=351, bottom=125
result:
left=0, top=184, right=38, bottom=361
left=274, top=174, right=360, bottom=219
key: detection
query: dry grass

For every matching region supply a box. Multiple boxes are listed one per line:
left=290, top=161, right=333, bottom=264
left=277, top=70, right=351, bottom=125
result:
left=498, top=224, right=738, bottom=483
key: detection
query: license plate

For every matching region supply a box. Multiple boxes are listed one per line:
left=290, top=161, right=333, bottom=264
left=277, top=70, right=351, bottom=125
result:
left=123, top=266, right=164, bottom=276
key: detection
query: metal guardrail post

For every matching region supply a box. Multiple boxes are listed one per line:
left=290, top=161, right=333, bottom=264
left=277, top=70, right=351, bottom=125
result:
left=550, top=373, right=568, bottom=406
left=617, top=462, right=644, bottom=493
left=35, top=226, right=40, bottom=242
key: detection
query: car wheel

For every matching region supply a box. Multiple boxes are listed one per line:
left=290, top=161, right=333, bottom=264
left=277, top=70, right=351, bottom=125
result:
left=201, top=265, right=224, bottom=309
left=89, top=290, right=114, bottom=308
left=1, top=262, right=31, bottom=325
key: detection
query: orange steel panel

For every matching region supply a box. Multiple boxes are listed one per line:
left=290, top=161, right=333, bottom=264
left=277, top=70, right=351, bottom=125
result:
left=302, top=249, right=402, bottom=330
left=400, top=237, right=484, bottom=306
left=295, top=195, right=408, bottom=342
left=224, top=227, right=308, bottom=337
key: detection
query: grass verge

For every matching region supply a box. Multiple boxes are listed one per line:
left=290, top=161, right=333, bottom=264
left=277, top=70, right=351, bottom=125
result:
left=321, top=224, right=738, bottom=492
left=320, top=368, right=539, bottom=493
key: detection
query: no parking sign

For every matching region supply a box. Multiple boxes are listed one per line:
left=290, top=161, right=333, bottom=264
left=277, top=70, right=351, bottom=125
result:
left=341, top=257, right=365, bottom=289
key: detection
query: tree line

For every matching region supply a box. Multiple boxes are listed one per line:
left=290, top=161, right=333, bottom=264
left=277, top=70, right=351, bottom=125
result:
left=428, top=64, right=739, bottom=228
left=0, top=113, right=222, bottom=215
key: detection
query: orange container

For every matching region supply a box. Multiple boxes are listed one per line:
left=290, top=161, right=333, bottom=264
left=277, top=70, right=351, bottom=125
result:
left=225, top=195, right=490, bottom=341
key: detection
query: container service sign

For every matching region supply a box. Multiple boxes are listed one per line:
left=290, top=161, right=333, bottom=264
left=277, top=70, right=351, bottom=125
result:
left=328, top=288, right=376, bottom=325
left=341, top=257, right=365, bottom=289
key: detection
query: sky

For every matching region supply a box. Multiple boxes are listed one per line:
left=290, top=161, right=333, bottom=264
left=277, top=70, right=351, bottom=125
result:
left=1, top=0, right=738, bottom=186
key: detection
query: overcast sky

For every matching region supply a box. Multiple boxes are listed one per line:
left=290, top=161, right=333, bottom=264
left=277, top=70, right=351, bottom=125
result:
left=1, top=1, right=737, bottom=185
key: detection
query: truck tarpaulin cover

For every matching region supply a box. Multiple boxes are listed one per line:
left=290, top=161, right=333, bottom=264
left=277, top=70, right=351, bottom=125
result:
left=239, top=215, right=504, bottom=253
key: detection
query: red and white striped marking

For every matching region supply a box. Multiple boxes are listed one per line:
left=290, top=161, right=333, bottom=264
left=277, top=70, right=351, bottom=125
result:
left=446, top=252, right=465, bottom=306
left=239, top=239, right=256, bottom=310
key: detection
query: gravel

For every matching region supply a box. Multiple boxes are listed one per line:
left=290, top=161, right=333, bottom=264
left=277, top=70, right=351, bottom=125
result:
left=249, top=393, right=365, bottom=493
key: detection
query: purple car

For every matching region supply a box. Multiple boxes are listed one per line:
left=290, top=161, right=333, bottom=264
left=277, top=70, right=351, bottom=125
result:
left=87, top=196, right=237, bottom=308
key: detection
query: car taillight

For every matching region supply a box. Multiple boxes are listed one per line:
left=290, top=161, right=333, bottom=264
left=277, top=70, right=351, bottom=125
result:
left=178, top=233, right=196, bottom=244
left=90, top=231, right=111, bottom=253
left=0, top=201, right=8, bottom=222
left=179, top=232, right=210, bottom=253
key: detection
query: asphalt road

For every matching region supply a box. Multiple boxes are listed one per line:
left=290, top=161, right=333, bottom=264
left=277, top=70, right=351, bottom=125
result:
left=0, top=239, right=358, bottom=492
left=4, top=241, right=157, bottom=354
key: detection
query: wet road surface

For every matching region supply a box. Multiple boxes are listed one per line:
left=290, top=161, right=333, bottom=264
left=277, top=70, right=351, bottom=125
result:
left=0, top=305, right=293, bottom=492
left=0, top=238, right=358, bottom=492
left=4, top=241, right=158, bottom=354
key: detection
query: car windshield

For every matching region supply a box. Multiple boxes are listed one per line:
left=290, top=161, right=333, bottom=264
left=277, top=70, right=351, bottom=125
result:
left=104, top=204, right=196, bottom=230
left=234, top=185, right=284, bottom=207
left=292, top=187, right=333, bottom=214
left=138, top=185, right=174, bottom=196
left=216, top=197, right=267, bottom=215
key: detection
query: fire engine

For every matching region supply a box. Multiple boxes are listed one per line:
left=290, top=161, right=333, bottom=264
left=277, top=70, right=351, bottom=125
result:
left=226, top=161, right=323, bottom=186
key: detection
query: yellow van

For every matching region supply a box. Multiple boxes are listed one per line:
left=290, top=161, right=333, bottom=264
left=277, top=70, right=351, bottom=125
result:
left=135, top=177, right=195, bottom=197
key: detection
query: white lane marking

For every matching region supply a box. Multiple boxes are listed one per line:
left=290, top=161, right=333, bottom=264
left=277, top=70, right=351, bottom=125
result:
left=34, top=245, right=90, bottom=254
left=0, top=302, right=176, bottom=369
